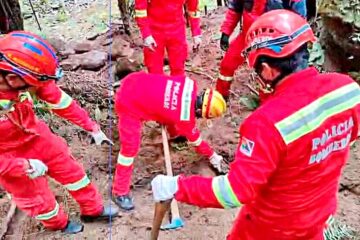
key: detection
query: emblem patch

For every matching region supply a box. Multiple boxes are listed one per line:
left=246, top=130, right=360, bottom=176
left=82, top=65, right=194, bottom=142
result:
left=239, top=137, right=255, bottom=157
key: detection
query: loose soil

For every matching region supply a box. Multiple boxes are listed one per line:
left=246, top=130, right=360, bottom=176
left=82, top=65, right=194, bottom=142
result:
left=0, top=3, right=359, bottom=240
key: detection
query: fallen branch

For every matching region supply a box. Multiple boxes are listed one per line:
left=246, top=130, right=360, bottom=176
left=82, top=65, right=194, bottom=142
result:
left=185, top=67, right=216, bottom=84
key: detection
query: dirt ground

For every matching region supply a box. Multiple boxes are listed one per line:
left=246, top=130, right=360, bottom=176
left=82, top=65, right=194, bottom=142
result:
left=0, top=3, right=359, bottom=240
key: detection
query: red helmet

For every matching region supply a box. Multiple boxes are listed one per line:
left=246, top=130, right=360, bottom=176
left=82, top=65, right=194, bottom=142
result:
left=243, top=10, right=316, bottom=68
left=0, top=31, right=63, bottom=87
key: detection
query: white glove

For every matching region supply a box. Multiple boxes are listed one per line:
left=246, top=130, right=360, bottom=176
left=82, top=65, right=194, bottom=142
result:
left=26, top=159, right=48, bottom=179
left=151, top=175, right=179, bottom=202
left=90, top=129, right=114, bottom=146
left=192, top=35, right=202, bottom=50
left=144, top=35, right=157, bottom=51
left=209, top=152, right=224, bottom=173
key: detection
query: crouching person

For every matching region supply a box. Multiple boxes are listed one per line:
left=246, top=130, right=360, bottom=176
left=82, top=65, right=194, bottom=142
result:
left=113, top=71, right=227, bottom=210
left=0, top=31, right=118, bottom=234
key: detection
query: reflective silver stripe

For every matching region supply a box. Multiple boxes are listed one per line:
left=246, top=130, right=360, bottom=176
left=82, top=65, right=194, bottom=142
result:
left=64, top=175, right=91, bottom=191
left=180, top=77, right=194, bottom=121
left=188, top=136, right=202, bottom=146
left=211, top=175, right=241, bottom=208
left=46, top=90, right=73, bottom=110
left=219, top=74, right=234, bottom=82
left=135, top=9, right=147, bottom=17
left=117, top=154, right=134, bottom=166
left=35, top=202, right=60, bottom=220
left=275, top=82, right=360, bottom=144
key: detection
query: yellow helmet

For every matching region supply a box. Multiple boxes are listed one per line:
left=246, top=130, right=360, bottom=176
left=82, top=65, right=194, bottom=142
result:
left=202, top=88, right=227, bottom=118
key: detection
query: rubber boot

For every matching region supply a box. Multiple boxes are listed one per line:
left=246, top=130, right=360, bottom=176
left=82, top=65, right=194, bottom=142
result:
left=114, top=194, right=134, bottom=211
left=80, top=205, right=119, bottom=222
left=62, top=221, right=84, bottom=234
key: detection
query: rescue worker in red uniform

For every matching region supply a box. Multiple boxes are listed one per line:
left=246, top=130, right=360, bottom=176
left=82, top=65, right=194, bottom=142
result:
left=0, top=31, right=118, bottom=234
left=216, top=0, right=307, bottom=100
left=113, top=72, right=227, bottom=210
left=134, top=0, right=202, bottom=76
left=151, top=10, right=360, bottom=239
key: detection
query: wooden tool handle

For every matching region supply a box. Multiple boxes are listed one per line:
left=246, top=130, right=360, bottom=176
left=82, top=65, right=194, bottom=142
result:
left=161, top=126, right=174, bottom=177
left=150, top=200, right=171, bottom=240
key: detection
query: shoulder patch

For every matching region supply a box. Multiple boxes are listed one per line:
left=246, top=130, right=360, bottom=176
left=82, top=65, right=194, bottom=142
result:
left=239, top=137, right=255, bottom=157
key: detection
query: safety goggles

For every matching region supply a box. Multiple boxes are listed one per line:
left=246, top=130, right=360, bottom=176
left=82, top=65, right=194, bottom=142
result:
left=242, top=24, right=312, bottom=57
left=0, top=52, right=63, bottom=82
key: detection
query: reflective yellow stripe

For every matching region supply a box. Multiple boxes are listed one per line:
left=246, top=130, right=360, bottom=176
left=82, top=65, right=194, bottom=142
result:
left=219, top=74, right=234, bottom=82
left=188, top=11, right=200, bottom=18
left=212, top=175, right=241, bottom=208
left=35, top=202, right=60, bottom=220
left=188, top=136, right=202, bottom=146
left=0, top=99, right=14, bottom=111
left=117, top=154, right=134, bottom=166
left=135, top=9, right=147, bottom=18
left=46, top=90, right=73, bottom=110
left=64, top=175, right=91, bottom=191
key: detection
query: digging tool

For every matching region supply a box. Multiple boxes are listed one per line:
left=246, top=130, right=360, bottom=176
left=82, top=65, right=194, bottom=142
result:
left=150, top=200, right=171, bottom=240
left=160, top=126, right=184, bottom=230
left=28, top=0, right=42, bottom=31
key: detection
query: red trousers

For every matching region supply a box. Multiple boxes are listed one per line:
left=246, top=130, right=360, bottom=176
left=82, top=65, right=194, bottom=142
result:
left=226, top=207, right=325, bottom=240
left=216, top=31, right=246, bottom=97
left=0, top=122, right=103, bottom=230
left=113, top=110, right=142, bottom=196
left=144, top=26, right=187, bottom=76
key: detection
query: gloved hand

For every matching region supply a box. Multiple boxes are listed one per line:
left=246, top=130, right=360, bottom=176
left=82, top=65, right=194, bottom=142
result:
left=144, top=35, right=157, bottom=51
left=26, top=159, right=48, bottom=179
left=209, top=152, right=225, bottom=173
left=193, top=35, right=202, bottom=51
left=90, top=127, right=114, bottom=146
left=220, top=33, right=230, bottom=51
left=151, top=175, right=179, bottom=202
left=215, top=79, right=232, bottom=101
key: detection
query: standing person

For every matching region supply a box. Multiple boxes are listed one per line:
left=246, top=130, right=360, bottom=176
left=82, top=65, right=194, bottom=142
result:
left=112, top=71, right=227, bottom=210
left=0, top=31, right=118, bottom=234
left=151, top=10, right=360, bottom=239
left=134, top=0, right=202, bottom=76
left=216, top=0, right=307, bottom=100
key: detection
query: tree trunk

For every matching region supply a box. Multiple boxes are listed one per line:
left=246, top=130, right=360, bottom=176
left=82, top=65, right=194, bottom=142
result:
left=118, top=0, right=131, bottom=35
left=0, top=0, right=24, bottom=33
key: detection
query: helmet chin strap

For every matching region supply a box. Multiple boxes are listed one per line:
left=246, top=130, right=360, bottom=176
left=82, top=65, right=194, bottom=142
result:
left=253, top=70, right=288, bottom=95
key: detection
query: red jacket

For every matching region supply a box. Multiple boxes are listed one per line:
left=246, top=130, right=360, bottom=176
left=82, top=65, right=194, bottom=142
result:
left=134, top=0, right=201, bottom=39
left=116, top=72, right=214, bottom=158
left=175, top=68, right=360, bottom=238
left=0, top=81, right=97, bottom=176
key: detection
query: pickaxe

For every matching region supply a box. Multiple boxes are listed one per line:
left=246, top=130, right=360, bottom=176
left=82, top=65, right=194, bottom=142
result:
left=150, top=126, right=184, bottom=240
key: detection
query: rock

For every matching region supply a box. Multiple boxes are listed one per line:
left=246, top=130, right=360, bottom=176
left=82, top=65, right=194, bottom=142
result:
left=60, top=56, right=80, bottom=71
left=73, top=40, right=94, bottom=53
left=102, top=38, right=113, bottom=46
left=77, top=50, right=108, bottom=71
left=59, top=48, right=76, bottom=58
left=114, top=57, right=141, bottom=79
left=111, top=37, right=133, bottom=60
left=86, top=32, right=99, bottom=41
left=47, top=37, right=66, bottom=53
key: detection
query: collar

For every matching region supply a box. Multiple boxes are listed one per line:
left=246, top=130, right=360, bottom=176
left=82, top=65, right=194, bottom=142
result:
left=274, top=67, right=319, bottom=95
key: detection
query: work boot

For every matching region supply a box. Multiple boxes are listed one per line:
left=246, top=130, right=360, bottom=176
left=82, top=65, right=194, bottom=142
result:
left=80, top=205, right=119, bottom=222
left=114, top=195, right=134, bottom=211
left=62, top=221, right=84, bottom=234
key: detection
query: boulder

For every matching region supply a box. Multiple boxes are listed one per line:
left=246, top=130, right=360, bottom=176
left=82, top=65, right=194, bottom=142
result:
left=77, top=50, right=108, bottom=70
